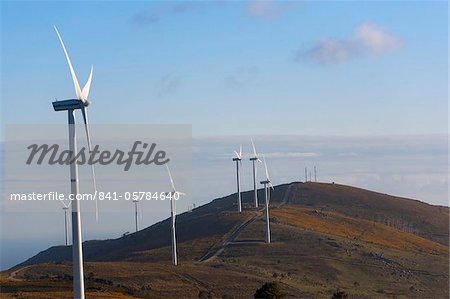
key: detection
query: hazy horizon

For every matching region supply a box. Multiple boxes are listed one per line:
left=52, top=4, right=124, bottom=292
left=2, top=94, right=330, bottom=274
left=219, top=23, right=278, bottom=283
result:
left=1, top=133, right=448, bottom=270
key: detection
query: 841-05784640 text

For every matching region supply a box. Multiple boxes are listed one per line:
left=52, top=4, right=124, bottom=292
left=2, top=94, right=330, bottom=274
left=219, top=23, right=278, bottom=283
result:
left=97, top=191, right=180, bottom=201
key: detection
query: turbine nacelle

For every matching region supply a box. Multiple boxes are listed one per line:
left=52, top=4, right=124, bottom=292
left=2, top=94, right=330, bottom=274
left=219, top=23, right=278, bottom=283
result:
left=52, top=99, right=90, bottom=111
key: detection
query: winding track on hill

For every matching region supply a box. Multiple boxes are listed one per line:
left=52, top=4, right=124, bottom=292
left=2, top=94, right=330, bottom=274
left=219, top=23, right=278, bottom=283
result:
left=8, top=265, right=32, bottom=281
left=198, top=208, right=264, bottom=263
left=199, top=184, right=294, bottom=263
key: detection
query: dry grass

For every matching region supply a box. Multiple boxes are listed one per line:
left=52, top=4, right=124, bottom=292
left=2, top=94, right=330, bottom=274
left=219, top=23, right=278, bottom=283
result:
left=1, top=262, right=276, bottom=299
left=2, top=183, right=448, bottom=298
left=271, top=206, right=448, bottom=256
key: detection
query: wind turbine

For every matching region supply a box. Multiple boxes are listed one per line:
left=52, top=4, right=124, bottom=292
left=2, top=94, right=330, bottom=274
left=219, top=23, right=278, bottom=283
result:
left=314, top=166, right=317, bottom=182
left=166, top=165, right=186, bottom=266
left=53, top=26, right=97, bottom=299
left=61, top=201, right=71, bottom=246
left=305, top=167, right=307, bottom=182
left=232, top=146, right=243, bottom=212
left=249, top=139, right=262, bottom=208
left=132, top=199, right=140, bottom=232
left=260, top=154, right=274, bottom=244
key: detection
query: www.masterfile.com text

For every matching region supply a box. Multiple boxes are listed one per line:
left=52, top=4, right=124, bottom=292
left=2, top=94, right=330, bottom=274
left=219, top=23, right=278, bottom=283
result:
left=9, top=191, right=182, bottom=202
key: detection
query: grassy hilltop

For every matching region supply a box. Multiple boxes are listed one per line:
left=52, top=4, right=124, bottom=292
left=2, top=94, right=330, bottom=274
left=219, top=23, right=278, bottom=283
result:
left=1, top=182, right=448, bottom=298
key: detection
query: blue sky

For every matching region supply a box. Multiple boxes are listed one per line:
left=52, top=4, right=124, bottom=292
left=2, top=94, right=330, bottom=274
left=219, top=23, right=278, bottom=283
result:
left=1, top=1, right=448, bottom=136
left=0, top=1, right=448, bottom=270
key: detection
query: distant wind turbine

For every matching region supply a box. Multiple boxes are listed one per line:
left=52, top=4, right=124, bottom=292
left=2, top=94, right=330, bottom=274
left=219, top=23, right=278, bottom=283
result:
left=53, top=26, right=98, bottom=299
left=132, top=199, right=140, bottom=232
left=232, top=145, right=243, bottom=213
left=249, top=139, right=262, bottom=208
left=61, top=201, right=71, bottom=246
left=305, top=167, right=307, bottom=182
left=260, top=154, right=274, bottom=244
left=314, top=166, right=317, bottom=182
left=166, top=165, right=186, bottom=266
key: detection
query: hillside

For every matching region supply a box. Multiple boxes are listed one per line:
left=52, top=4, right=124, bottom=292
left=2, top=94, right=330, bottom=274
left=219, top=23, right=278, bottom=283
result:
left=285, top=182, right=449, bottom=245
left=2, top=182, right=449, bottom=298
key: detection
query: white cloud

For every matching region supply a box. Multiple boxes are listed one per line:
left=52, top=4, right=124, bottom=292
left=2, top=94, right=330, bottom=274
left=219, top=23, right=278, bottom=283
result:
left=306, top=39, right=353, bottom=64
left=301, top=23, right=402, bottom=65
left=355, top=23, right=402, bottom=54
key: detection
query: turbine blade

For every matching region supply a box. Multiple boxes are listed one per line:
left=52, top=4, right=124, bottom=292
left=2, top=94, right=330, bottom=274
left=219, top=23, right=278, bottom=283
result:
left=81, top=107, right=98, bottom=221
left=233, top=150, right=240, bottom=159
left=176, top=191, right=187, bottom=196
left=82, top=66, right=93, bottom=101
left=251, top=138, right=258, bottom=158
left=166, top=164, right=176, bottom=192
left=263, top=154, right=269, bottom=180
left=54, top=26, right=84, bottom=101
left=239, top=145, right=242, bottom=159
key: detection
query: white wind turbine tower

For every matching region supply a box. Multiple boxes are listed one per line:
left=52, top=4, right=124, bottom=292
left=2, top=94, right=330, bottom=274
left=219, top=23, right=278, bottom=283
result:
left=249, top=139, right=262, bottom=208
left=166, top=165, right=186, bottom=266
left=314, top=166, right=317, bottom=182
left=232, top=146, right=243, bottom=212
left=305, top=167, right=307, bottom=182
left=260, top=154, right=274, bottom=244
left=61, top=201, right=72, bottom=246
left=53, top=26, right=97, bottom=299
left=132, top=199, right=141, bottom=232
